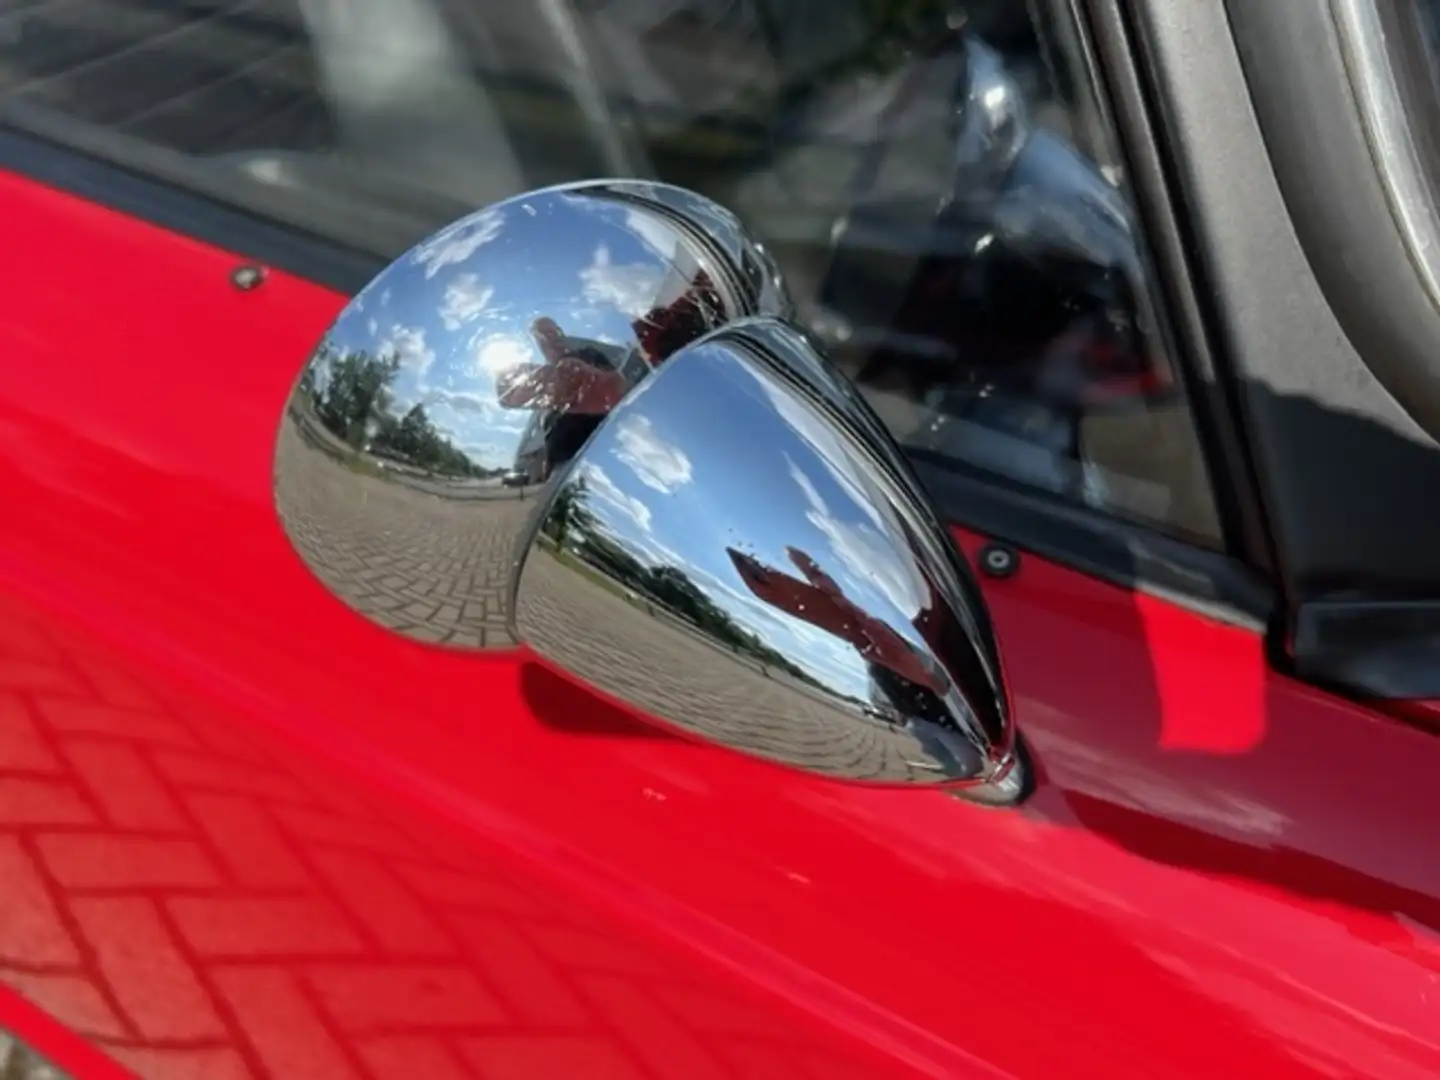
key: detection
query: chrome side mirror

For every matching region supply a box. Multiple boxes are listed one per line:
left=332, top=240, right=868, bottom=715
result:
left=275, top=181, right=1024, bottom=793
left=274, top=180, right=785, bottom=648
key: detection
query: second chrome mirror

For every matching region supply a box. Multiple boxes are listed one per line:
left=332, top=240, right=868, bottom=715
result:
left=514, top=318, right=1016, bottom=786
left=276, top=181, right=1022, bottom=791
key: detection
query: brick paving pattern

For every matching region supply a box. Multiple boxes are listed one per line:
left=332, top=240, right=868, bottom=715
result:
left=0, top=590, right=883, bottom=1080
left=517, top=547, right=945, bottom=784
left=274, top=406, right=532, bottom=649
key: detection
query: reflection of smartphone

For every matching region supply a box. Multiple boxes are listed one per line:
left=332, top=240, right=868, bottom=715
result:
left=496, top=361, right=629, bottom=415
left=550, top=360, right=630, bottom=414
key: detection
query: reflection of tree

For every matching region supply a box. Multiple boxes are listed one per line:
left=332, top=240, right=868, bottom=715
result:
left=301, top=344, right=396, bottom=445
left=539, top=479, right=820, bottom=686
left=301, top=345, right=484, bottom=477
left=385, top=402, right=480, bottom=475
left=544, top=474, right=599, bottom=549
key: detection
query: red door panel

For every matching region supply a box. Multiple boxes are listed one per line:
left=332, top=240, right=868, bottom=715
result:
left=1, top=169, right=1438, bottom=1079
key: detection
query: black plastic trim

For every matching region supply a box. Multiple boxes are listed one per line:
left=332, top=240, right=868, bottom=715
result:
left=1293, top=599, right=1440, bottom=699
left=1223, top=2, right=1440, bottom=452
left=1220, top=0, right=1440, bottom=696
left=0, top=126, right=383, bottom=295
left=1081, top=0, right=1276, bottom=576
left=1131, top=0, right=1440, bottom=699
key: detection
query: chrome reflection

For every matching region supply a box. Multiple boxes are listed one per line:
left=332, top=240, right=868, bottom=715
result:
left=275, top=180, right=786, bottom=648
left=512, top=318, right=1014, bottom=786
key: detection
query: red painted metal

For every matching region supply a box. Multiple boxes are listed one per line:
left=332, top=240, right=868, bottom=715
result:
left=0, top=169, right=1438, bottom=1079
left=1379, top=699, right=1440, bottom=730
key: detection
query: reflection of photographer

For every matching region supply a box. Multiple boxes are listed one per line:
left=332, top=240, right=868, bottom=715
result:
left=496, top=318, right=633, bottom=416
left=495, top=318, right=632, bottom=479
left=727, top=544, right=985, bottom=775
left=493, top=265, right=730, bottom=477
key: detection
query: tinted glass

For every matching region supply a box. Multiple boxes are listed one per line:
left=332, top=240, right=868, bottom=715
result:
left=0, top=0, right=1221, bottom=545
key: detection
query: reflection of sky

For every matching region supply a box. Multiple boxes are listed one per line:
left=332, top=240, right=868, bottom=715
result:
left=576, top=340, right=937, bottom=703
left=325, top=192, right=714, bottom=473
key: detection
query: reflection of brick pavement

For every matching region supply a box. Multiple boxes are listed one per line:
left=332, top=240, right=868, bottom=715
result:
left=517, top=549, right=947, bottom=784
left=0, top=591, right=883, bottom=1080
left=274, top=413, right=531, bottom=649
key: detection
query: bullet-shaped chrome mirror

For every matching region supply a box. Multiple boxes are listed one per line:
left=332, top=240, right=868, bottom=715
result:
left=276, top=182, right=1022, bottom=792
left=513, top=318, right=1017, bottom=786
left=274, top=180, right=786, bottom=648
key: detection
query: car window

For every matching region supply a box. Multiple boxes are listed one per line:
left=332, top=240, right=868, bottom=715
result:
left=0, top=0, right=1222, bottom=546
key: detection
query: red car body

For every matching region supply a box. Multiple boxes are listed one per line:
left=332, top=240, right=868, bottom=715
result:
left=2, top=162, right=1440, bottom=1080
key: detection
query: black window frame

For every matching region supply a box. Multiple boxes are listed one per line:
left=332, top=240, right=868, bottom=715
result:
left=1128, top=0, right=1440, bottom=698
left=0, top=0, right=1277, bottom=635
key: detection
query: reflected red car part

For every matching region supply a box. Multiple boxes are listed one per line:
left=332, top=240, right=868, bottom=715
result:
left=0, top=169, right=1439, bottom=1080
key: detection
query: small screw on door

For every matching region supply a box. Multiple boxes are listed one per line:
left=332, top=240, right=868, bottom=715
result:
left=230, top=264, right=267, bottom=291
left=978, top=543, right=1019, bottom=579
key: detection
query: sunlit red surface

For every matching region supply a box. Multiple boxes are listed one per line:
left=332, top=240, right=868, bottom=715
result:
left=0, top=168, right=1438, bottom=1079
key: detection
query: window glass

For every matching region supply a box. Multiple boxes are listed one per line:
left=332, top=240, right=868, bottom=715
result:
left=0, top=0, right=1221, bottom=545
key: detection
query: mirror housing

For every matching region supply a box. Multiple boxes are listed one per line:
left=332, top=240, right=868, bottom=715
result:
left=275, top=180, right=785, bottom=648
left=275, top=181, right=1024, bottom=794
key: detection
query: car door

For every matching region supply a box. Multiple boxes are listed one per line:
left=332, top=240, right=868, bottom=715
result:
left=1, top=1, right=1439, bottom=1079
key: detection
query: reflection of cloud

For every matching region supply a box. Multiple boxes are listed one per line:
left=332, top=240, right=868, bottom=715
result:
left=426, top=389, right=517, bottom=428
left=377, top=324, right=435, bottom=374
left=752, top=368, right=877, bottom=520
left=787, top=456, right=926, bottom=618
left=614, top=414, right=692, bottom=494
left=738, top=360, right=926, bottom=616
left=624, top=208, right=679, bottom=262
left=440, top=273, right=494, bottom=330
left=422, top=396, right=522, bottom=473
left=350, top=272, right=391, bottom=314
left=584, top=464, right=652, bottom=533
left=412, top=209, right=504, bottom=279
left=580, top=244, right=665, bottom=318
